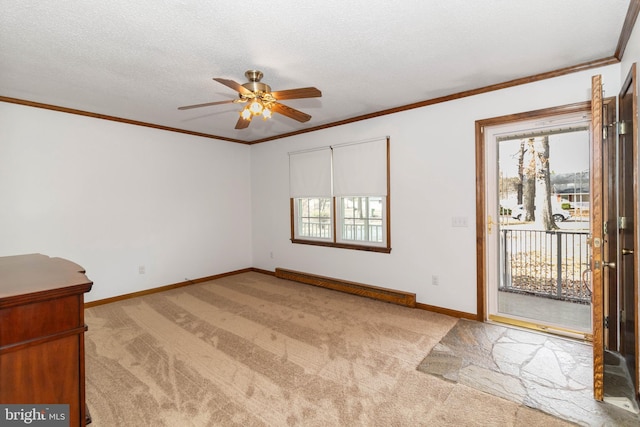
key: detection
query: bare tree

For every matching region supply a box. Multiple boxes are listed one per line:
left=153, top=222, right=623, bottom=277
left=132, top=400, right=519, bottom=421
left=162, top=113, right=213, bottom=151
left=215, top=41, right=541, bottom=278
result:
left=523, top=138, right=536, bottom=221
left=537, top=136, right=558, bottom=230
left=517, top=139, right=525, bottom=204
left=519, top=136, right=558, bottom=230
left=499, top=176, right=521, bottom=199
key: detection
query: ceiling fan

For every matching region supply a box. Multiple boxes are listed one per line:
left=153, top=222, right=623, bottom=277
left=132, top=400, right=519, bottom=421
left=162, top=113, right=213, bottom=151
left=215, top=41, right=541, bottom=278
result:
left=178, top=70, right=322, bottom=129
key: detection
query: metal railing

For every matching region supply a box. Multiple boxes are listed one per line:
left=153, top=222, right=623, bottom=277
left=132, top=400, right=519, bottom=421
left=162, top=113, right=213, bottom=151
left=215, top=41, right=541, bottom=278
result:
left=342, top=223, right=383, bottom=242
left=298, top=221, right=383, bottom=242
left=298, top=221, right=331, bottom=239
left=500, top=229, right=591, bottom=303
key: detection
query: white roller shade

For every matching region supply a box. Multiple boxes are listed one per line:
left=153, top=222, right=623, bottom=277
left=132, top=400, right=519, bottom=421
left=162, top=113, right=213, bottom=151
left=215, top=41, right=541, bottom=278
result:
left=289, top=147, right=332, bottom=197
left=332, top=138, right=387, bottom=196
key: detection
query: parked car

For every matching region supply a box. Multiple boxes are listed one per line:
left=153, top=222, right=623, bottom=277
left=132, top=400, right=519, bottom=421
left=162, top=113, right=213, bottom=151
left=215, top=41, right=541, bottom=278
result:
left=511, top=204, right=571, bottom=222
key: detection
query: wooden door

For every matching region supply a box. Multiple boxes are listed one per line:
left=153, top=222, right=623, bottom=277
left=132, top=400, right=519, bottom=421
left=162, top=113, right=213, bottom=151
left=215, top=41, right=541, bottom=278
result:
left=591, top=74, right=605, bottom=400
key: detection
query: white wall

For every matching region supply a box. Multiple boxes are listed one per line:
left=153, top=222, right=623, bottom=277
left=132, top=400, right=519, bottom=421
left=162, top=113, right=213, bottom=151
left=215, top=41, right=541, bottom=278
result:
left=251, top=65, right=621, bottom=315
left=0, top=103, right=252, bottom=302
left=0, top=62, right=626, bottom=311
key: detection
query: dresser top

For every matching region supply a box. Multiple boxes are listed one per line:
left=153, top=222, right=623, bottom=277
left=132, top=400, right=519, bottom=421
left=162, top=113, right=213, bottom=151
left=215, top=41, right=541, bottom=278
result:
left=0, top=254, right=92, bottom=306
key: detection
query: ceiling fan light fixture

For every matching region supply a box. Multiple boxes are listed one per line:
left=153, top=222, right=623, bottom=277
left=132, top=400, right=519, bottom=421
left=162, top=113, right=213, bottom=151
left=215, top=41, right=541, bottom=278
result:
left=240, top=108, right=252, bottom=120
left=179, top=70, right=321, bottom=129
left=249, top=99, right=264, bottom=115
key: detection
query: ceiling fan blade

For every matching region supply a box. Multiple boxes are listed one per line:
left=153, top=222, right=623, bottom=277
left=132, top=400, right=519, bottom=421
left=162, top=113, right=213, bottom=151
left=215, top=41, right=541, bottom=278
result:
left=235, top=116, right=251, bottom=129
left=213, top=77, right=253, bottom=96
left=270, top=87, right=322, bottom=100
left=272, top=102, right=312, bottom=122
left=177, top=99, right=235, bottom=110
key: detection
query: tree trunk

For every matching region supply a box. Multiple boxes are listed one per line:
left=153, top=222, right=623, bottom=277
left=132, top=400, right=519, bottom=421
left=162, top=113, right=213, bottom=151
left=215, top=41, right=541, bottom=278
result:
left=523, top=138, right=536, bottom=221
left=517, top=139, right=525, bottom=204
left=538, top=136, right=558, bottom=230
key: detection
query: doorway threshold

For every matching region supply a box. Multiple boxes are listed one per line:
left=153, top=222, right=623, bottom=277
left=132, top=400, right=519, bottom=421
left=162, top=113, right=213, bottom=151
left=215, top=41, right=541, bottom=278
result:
left=488, top=314, right=592, bottom=342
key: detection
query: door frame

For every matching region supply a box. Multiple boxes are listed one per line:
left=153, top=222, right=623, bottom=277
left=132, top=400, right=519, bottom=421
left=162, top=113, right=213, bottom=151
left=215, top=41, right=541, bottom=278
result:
left=476, top=97, right=607, bottom=400
left=603, top=96, right=618, bottom=351
left=617, top=63, right=640, bottom=399
left=475, top=101, right=592, bottom=322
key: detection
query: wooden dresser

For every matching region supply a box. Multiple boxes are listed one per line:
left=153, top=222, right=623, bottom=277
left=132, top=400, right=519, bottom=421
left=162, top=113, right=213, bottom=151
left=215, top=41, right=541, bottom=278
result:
left=0, top=254, right=93, bottom=426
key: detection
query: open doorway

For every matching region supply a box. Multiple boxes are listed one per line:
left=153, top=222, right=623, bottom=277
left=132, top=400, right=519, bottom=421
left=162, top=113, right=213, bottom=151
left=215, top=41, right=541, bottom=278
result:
left=483, top=110, right=592, bottom=338
left=495, top=130, right=591, bottom=334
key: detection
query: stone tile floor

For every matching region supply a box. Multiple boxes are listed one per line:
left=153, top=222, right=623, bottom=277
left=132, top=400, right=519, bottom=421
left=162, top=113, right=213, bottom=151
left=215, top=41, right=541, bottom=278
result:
left=604, top=350, right=640, bottom=415
left=417, top=319, right=640, bottom=426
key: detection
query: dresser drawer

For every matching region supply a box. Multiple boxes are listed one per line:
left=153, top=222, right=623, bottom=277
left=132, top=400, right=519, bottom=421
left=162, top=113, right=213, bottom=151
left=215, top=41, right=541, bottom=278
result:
left=0, top=294, right=83, bottom=349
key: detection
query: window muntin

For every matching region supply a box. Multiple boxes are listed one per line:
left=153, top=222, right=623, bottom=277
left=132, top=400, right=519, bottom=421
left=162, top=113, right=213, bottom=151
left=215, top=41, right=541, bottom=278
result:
left=294, top=197, right=333, bottom=240
left=337, top=196, right=385, bottom=245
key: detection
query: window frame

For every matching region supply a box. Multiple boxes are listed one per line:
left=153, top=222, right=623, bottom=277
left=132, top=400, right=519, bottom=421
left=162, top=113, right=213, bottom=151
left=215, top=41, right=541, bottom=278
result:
left=292, top=196, right=334, bottom=242
left=335, top=195, right=387, bottom=247
left=289, top=137, right=391, bottom=253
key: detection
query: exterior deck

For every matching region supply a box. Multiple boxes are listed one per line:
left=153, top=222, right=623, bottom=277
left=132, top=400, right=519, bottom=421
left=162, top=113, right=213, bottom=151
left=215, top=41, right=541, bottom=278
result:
left=498, top=290, right=591, bottom=333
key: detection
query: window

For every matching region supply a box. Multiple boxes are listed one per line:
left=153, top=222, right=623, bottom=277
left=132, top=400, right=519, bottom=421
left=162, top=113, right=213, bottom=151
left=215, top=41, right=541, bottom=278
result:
left=289, top=137, right=390, bottom=252
left=337, top=196, right=385, bottom=244
left=295, top=197, right=332, bottom=240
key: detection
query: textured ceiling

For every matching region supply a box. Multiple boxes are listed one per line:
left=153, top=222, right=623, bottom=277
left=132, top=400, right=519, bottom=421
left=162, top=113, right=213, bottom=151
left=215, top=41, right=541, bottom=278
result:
left=0, top=0, right=632, bottom=143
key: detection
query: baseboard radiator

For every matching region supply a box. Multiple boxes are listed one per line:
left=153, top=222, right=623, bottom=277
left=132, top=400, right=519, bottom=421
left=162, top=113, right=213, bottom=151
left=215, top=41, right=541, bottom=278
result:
left=275, top=268, right=416, bottom=308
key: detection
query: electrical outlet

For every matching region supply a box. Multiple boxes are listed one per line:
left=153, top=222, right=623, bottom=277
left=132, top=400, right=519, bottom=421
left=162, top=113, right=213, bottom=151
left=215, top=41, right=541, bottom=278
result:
left=432, top=275, right=439, bottom=286
left=138, top=265, right=145, bottom=274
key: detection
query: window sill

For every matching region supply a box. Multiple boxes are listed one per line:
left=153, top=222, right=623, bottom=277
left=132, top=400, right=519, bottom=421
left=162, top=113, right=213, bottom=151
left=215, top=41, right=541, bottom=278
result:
left=291, top=238, right=391, bottom=253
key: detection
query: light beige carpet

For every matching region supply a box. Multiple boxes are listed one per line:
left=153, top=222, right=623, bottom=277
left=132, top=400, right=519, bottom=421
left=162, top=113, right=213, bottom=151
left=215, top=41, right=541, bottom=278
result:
left=84, top=272, right=574, bottom=426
